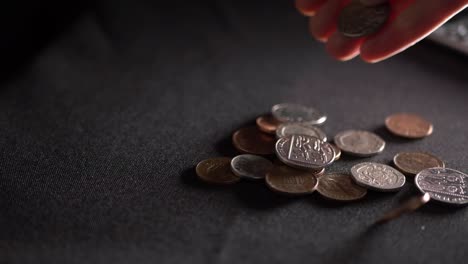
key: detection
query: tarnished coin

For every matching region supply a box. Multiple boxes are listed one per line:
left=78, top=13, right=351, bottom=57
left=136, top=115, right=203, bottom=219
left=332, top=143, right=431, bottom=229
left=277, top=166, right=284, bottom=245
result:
left=375, top=193, right=430, bottom=224
left=338, top=1, right=390, bottom=38
left=334, top=130, right=385, bottom=157
left=276, top=123, right=327, bottom=141
left=256, top=115, right=281, bottom=135
left=271, top=103, right=327, bottom=125
left=394, top=152, right=445, bottom=175
left=196, top=157, right=240, bottom=184
left=385, top=113, right=433, bottom=139
left=351, top=162, right=406, bottom=192
left=317, top=173, right=367, bottom=201
left=266, top=165, right=319, bottom=195
left=230, top=154, right=273, bottom=180
left=232, top=126, right=275, bottom=155
left=276, top=135, right=335, bottom=170
left=415, top=168, right=468, bottom=206
left=330, top=144, right=341, bottom=161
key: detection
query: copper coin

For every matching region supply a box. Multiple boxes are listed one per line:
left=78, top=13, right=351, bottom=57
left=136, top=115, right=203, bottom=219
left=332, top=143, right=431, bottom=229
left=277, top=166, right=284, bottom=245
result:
left=266, top=166, right=319, bottom=195
left=196, top=157, right=240, bottom=184
left=338, top=1, right=390, bottom=38
left=232, top=126, right=275, bottom=155
left=394, top=152, right=445, bottom=175
left=375, top=193, right=430, bottom=224
left=256, top=115, right=281, bottom=135
left=385, top=113, right=433, bottom=139
left=330, top=144, right=341, bottom=161
left=317, top=173, right=367, bottom=201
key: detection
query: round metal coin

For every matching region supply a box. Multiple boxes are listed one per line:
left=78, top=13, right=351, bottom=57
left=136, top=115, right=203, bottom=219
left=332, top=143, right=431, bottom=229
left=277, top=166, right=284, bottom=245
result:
left=271, top=103, right=326, bottom=125
left=276, top=135, right=335, bottom=170
left=317, top=173, right=367, bottom=201
left=394, top=152, right=445, bottom=175
left=230, top=154, right=273, bottom=180
left=338, top=1, right=390, bottom=38
left=415, top=168, right=468, bottom=206
left=334, top=130, right=385, bottom=157
left=330, top=144, right=341, bottom=161
left=375, top=193, right=431, bottom=224
left=385, top=113, right=433, bottom=139
left=266, top=165, right=319, bottom=195
left=276, top=123, right=327, bottom=141
left=256, top=114, right=281, bottom=135
left=351, top=162, right=406, bottom=192
left=232, top=126, right=275, bottom=155
left=196, top=157, right=240, bottom=184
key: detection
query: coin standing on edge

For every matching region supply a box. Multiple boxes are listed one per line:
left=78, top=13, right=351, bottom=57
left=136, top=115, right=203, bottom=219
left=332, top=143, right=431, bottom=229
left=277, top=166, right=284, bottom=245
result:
left=415, top=167, right=468, bottom=206
left=394, top=152, right=445, bottom=175
left=232, top=126, right=276, bottom=155
left=334, top=130, right=385, bottom=157
left=196, top=157, right=240, bottom=185
left=230, top=154, right=273, bottom=180
left=266, top=166, right=319, bottom=195
left=385, top=113, right=433, bottom=139
left=375, top=193, right=431, bottom=224
left=317, top=173, right=367, bottom=201
left=256, top=115, right=281, bottom=135
left=271, top=103, right=327, bottom=125
left=330, top=144, right=341, bottom=161
left=338, top=1, right=390, bottom=38
left=351, top=162, right=406, bottom=192
left=276, top=123, right=327, bottom=141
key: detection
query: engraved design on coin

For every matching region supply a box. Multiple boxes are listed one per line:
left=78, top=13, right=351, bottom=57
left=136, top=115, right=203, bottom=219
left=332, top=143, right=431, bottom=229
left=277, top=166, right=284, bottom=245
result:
left=276, top=135, right=335, bottom=169
left=338, top=1, right=390, bottom=38
left=351, top=162, right=406, bottom=192
left=334, top=130, right=385, bottom=157
left=385, top=113, right=433, bottom=138
left=271, top=103, right=327, bottom=125
left=394, top=152, right=445, bottom=175
left=266, top=166, right=319, bottom=195
left=276, top=123, right=327, bottom=141
left=196, top=158, right=240, bottom=184
left=317, top=173, right=367, bottom=201
left=230, top=154, right=273, bottom=180
left=415, top=168, right=468, bottom=205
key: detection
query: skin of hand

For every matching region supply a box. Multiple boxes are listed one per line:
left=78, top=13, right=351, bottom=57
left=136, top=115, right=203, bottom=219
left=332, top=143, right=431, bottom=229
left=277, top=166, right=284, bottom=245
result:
left=295, top=0, right=468, bottom=62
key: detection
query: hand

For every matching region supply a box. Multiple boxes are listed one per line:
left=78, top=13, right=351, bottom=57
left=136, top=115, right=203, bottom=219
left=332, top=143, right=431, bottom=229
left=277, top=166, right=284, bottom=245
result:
left=295, top=0, right=468, bottom=62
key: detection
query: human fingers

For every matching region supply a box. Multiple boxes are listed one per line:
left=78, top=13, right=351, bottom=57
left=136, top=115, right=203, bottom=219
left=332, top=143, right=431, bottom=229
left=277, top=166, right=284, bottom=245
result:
left=295, top=0, right=327, bottom=16
left=309, top=0, right=351, bottom=42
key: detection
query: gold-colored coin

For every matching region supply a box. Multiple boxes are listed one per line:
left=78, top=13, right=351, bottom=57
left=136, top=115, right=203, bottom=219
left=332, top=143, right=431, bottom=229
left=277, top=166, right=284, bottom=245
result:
left=266, top=166, right=319, bottom=195
left=330, top=144, right=341, bottom=161
left=256, top=115, right=281, bottom=135
left=393, top=152, right=445, bottom=175
left=232, top=126, right=275, bottom=155
left=196, top=157, right=240, bottom=185
left=385, top=113, right=433, bottom=139
left=375, top=193, right=431, bottom=224
left=317, top=173, right=367, bottom=201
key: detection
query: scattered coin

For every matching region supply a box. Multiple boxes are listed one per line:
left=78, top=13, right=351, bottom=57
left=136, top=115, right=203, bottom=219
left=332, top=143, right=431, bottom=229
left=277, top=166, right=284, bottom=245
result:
left=317, top=173, right=367, bottom=201
left=351, top=162, right=406, bottom=192
left=196, top=157, right=240, bottom=184
left=415, top=168, right=468, bottom=206
left=232, top=126, right=275, bottom=155
left=256, top=114, right=281, bottom=135
left=394, top=152, right=445, bottom=175
left=338, top=1, right=390, bottom=38
left=276, top=134, right=335, bottom=170
left=334, top=130, right=385, bottom=157
left=266, top=165, right=319, bottom=195
left=271, top=103, right=327, bottom=125
left=230, top=154, right=273, bottom=180
left=385, top=113, right=433, bottom=139
left=375, top=193, right=431, bottom=224
left=276, top=123, right=327, bottom=141
left=330, top=144, right=341, bottom=161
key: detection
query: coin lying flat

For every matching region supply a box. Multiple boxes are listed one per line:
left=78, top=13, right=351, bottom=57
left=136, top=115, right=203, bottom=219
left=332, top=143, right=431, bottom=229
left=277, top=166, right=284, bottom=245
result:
left=266, top=165, right=319, bottom=195
left=351, top=162, right=406, bottom=192
left=276, top=135, right=335, bottom=170
left=394, top=152, right=445, bottom=175
left=330, top=144, right=341, bottom=161
left=232, top=126, right=275, bottom=155
left=415, top=168, right=468, bottom=206
left=271, top=103, right=326, bottom=125
left=230, top=154, right=273, bottom=180
left=375, top=193, right=431, bottom=224
left=256, top=115, right=281, bottom=135
left=196, top=158, right=240, bottom=184
left=385, top=113, right=433, bottom=139
left=334, top=130, right=385, bottom=157
left=276, top=123, right=327, bottom=141
left=338, top=1, right=390, bottom=38
left=317, top=173, right=367, bottom=201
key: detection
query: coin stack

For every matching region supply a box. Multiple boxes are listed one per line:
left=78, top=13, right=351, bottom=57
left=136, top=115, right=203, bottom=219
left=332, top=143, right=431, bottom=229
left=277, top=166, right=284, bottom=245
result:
left=196, top=102, right=468, bottom=223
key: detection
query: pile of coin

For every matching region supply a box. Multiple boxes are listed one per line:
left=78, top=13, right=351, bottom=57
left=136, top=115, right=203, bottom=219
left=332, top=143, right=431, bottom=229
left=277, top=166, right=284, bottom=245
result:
left=195, top=103, right=468, bottom=223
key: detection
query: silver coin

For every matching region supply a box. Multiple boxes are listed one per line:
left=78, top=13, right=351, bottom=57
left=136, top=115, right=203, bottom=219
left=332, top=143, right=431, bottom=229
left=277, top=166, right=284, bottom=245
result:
left=230, top=154, right=273, bottom=180
left=276, top=123, right=327, bottom=141
left=271, top=103, right=327, bottom=125
left=351, top=162, right=406, bottom=192
left=415, top=167, right=468, bottom=206
left=334, top=130, right=385, bottom=157
left=275, top=135, right=335, bottom=170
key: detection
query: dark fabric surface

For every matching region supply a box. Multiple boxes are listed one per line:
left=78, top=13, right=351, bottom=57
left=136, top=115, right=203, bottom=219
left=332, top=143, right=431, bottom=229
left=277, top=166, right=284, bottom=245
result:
left=1, top=0, right=468, bottom=263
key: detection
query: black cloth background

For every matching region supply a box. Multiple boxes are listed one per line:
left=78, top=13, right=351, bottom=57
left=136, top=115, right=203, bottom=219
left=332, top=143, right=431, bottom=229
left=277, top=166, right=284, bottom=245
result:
left=1, top=0, right=468, bottom=263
